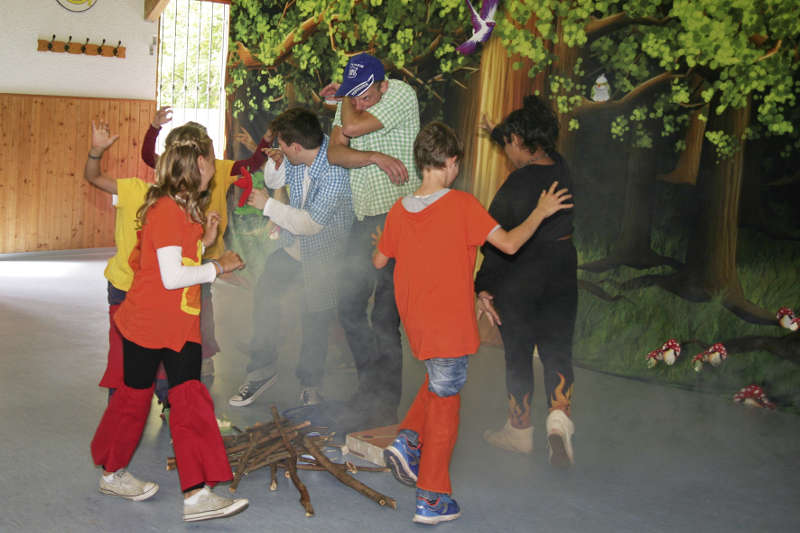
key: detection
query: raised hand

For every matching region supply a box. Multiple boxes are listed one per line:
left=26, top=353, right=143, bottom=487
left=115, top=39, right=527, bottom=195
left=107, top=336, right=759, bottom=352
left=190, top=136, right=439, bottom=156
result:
left=151, top=106, right=172, bottom=128
left=479, top=113, right=496, bottom=136
left=91, top=121, right=120, bottom=152
left=319, top=82, right=341, bottom=101
left=234, top=127, right=257, bottom=152
left=535, top=181, right=573, bottom=218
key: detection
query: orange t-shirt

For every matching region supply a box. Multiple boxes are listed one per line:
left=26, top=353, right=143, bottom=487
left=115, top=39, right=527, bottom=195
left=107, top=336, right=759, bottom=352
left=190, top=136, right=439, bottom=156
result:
left=114, top=197, right=204, bottom=352
left=378, top=190, right=498, bottom=359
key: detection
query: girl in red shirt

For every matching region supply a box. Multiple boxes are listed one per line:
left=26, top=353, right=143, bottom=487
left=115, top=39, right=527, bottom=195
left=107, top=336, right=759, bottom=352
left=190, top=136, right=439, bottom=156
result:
left=90, top=124, right=248, bottom=522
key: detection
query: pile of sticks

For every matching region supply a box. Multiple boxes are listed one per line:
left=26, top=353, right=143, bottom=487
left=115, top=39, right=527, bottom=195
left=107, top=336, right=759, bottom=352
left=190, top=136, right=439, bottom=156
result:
left=166, top=405, right=396, bottom=516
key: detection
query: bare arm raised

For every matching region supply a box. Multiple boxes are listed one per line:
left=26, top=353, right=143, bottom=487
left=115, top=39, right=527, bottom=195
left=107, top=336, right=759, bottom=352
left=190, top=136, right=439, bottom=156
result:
left=84, top=121, right=120, bottom=194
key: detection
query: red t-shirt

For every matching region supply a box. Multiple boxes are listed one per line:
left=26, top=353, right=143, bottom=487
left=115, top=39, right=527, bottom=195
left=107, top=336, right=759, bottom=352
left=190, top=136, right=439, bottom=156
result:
left=378, top=190, right=498, bottom=359
left=114, top=197, right=204, bottom=352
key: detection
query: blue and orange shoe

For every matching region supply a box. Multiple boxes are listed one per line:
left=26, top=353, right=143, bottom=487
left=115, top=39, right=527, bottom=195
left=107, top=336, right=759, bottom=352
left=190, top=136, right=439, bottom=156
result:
left=412, top=492, right=461, bottom=525
left=383, top=430, right=420, bottom=487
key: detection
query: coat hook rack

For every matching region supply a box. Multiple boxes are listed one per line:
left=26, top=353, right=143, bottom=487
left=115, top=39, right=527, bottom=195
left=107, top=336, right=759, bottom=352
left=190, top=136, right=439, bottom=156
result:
left=37, top=35, right=125, bottom=58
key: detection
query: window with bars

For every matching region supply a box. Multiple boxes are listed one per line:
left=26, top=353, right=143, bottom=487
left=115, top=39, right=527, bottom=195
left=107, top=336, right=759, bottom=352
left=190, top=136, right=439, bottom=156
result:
left=156, top=0, right=230, bottom=155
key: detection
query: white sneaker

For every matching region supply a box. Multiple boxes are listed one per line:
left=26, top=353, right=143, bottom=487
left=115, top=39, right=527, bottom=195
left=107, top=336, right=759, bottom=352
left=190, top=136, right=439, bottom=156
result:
left=300, top=386, right=323, bottom=406
left=546, top=409, right=575, bottom=468
left=183, top=486, right=249, bottom=522
left=99, top=470, right=159, bottom=501
left=483, top=419, right=533, bottom=454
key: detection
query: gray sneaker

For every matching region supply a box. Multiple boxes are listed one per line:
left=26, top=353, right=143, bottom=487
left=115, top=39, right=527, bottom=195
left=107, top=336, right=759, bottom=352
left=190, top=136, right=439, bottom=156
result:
left=98, top=470, right=159, bottom=501
left=228, top=373, right=278, bottom=407
left=183, top=486, right=249, bottom=522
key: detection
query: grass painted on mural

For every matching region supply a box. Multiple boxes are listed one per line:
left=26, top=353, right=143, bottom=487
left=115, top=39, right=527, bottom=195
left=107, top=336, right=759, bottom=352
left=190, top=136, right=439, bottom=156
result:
left=573, top=218, right=800, bottom=413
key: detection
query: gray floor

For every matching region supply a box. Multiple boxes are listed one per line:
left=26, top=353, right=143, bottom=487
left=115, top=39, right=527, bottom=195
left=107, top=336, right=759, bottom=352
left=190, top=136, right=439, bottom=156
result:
left=1, top=248, right=799, bottom=532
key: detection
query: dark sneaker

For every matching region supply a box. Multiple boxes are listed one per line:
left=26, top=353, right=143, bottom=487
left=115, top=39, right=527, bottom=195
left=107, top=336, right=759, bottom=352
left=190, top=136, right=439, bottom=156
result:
left=99, top=470, right=159, bottom=501
left=412, top=493, right=461, bottom=525
left=228, top=373, right=278, bottom=407
left=183, top=486, right=249, bottom=522
left=383, top=432, right=420, bottom=487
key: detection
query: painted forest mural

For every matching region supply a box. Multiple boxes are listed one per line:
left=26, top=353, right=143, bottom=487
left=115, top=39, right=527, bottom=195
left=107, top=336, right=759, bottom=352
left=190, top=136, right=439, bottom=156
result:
left=221, top=0, right=800, bottom=411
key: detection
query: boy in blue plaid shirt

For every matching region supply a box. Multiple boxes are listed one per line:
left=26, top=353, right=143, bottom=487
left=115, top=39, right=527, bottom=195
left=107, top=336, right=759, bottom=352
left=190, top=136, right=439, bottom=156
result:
left=229, top=107, right=353, bottom=407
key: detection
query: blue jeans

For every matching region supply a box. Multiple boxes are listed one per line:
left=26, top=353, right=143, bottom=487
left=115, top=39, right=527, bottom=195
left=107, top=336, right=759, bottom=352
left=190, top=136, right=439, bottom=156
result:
left=425, top=356, right=469, bottom=398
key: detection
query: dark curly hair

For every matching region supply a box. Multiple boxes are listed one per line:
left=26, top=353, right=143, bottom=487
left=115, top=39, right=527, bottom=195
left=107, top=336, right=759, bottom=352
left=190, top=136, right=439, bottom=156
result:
left=490, top=95, right=559, bottom=155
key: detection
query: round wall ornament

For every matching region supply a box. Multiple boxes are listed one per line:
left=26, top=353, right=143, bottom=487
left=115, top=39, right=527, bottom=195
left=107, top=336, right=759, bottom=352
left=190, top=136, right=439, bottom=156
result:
left=56, top=0, right=97, bottom=13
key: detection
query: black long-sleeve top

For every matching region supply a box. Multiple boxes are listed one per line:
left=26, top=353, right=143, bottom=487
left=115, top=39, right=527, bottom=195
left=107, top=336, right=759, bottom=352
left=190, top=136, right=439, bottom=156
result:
left=474, top=153, right=574, bottom=296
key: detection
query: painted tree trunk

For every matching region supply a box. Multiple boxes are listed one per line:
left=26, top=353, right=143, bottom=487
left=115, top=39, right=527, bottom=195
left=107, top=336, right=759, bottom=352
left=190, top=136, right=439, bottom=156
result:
left=612, top=146, right=658, bottom=262
left=684, top=99, right=750, bottom=299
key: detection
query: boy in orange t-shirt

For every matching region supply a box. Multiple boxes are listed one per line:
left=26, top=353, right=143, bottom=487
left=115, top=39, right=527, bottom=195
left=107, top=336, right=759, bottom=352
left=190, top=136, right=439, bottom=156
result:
left=374, top=122, right=572, bottom=525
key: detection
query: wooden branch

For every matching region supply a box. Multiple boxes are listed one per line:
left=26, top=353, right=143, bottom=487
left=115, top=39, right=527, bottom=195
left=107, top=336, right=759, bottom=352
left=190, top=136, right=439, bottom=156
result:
left=586, top=13, right=673, bottom=41
left=757, top=39, right=783, bottom=62
left=573, top=71, right=682, bottom=117
left=302, top=436, right=398, bottom=510
left=272, top=406, right=314, bottom=517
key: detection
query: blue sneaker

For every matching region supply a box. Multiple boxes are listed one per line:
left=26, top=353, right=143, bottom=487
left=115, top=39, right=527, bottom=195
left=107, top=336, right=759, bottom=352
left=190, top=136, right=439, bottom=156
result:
left=412, top=493, right=461, bottom=525
left=383, top=432, right=420, bottom=487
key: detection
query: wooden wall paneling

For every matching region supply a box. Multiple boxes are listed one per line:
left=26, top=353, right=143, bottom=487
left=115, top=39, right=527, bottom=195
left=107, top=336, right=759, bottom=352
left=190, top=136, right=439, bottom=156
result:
left=0, top=94, right=156, bottom=253
left=40, top=94, right=60, bottom=250
left=61, top=98, right=81, bottom=247
left=0, top=95, right=14, bottom=251
left=19, top=96, right=39, bottom=251
left=72, top=98, right=90, bottom=247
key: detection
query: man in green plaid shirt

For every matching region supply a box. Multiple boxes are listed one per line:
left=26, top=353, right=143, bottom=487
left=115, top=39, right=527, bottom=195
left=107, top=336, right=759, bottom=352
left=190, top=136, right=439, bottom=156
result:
left=324, top=53, right=420, bottom=426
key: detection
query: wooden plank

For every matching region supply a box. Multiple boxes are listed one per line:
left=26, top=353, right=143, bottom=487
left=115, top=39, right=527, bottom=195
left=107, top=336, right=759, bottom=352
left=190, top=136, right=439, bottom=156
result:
left=39, top=95, right=62, bottom=250
left=60, top=98, right=81, bottom=249
left=73, top=99, right=91, bottom=249
left=145, top=0, right=172, bottom=22
left=18, top=97, right=38, bottom=251
left=0, top=95, right=17, bottom=251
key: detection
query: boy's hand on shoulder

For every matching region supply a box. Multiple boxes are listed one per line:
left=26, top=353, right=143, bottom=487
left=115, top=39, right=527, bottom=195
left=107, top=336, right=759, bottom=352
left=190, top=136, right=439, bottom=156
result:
left=535, top=181, right=573, bottom=218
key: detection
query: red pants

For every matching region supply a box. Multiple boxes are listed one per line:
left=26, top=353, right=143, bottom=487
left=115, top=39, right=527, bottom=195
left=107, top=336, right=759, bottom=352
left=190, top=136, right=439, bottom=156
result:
left=98, top=304, right=124, bottom=389
left=399, top=376, right=460, bottom=494
left=91, top=380, right=232, bottom=491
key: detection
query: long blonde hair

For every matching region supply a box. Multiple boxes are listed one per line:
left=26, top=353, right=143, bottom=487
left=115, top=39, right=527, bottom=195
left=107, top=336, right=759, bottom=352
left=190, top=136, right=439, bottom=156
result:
left=137, top=124, right=213, bottom=227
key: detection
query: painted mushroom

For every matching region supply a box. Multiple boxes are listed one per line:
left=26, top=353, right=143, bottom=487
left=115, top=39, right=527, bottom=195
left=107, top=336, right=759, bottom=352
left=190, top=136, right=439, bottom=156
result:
left=646, top=349, right=662, bottom=368
left=733, top=385, right=776, bottom=409
left=776, top=307, right=799, bottom=332
left=692, top=343, right=728, bottom=372
left=661, top=339, right=681, bottom=366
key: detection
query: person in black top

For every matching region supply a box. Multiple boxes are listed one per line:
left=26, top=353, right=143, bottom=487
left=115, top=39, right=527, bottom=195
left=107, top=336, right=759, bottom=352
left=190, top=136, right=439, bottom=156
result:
left=475, top=95, right=577, bottom=467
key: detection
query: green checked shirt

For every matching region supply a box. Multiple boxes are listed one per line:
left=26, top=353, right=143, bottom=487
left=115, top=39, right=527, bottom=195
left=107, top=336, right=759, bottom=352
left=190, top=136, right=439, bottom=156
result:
left=333, top=79, right=421, bottom=220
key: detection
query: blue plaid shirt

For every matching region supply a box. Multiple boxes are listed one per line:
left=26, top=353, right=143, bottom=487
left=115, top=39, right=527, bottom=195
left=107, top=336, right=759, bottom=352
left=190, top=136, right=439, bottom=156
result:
left=279, top=135, right=353, bottom=311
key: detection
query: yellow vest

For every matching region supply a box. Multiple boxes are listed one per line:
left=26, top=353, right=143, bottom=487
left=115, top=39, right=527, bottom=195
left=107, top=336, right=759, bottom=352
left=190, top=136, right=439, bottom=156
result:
left=203, top=158, right=237, bottom=259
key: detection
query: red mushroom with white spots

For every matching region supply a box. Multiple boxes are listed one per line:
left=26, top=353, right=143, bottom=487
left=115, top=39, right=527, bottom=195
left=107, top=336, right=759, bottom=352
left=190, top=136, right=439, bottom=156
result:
left=776, top=307, right=799, bottom=332
left=645, top=339, right=681, bottom=368
left=645, top=349, right=662, bottom=368
left=733, top=385, right=776, bottom=409
left=691, top=343, right=728, bottom=372
left=660, top=339, right=681, bottom=366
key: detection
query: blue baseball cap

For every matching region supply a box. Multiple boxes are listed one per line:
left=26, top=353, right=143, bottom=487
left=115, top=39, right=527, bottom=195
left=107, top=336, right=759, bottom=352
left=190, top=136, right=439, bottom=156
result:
left=335, top=53, right=385, bottom=97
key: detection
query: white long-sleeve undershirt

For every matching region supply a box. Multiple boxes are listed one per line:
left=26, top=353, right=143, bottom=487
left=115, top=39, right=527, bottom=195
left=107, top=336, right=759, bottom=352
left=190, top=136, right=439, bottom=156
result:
left=156, top=246, right=217, bottom=290
left=261, top=158, right=324, bottom=236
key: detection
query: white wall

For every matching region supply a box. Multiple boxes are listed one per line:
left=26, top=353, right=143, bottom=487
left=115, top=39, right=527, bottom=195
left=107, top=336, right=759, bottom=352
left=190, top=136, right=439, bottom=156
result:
left=0, top=0, right=158, bottom=100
